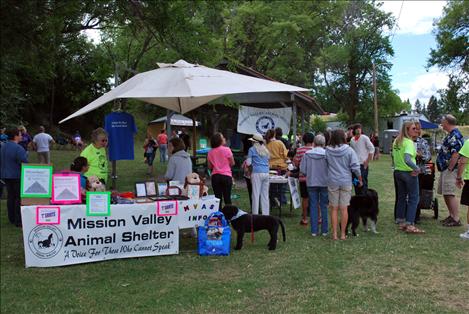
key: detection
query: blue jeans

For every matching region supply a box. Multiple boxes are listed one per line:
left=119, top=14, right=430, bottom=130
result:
left=159, top=144, right=167, bottom=162
left=308, top=186, right=329, bottom=234
left=394, top=170, right=419, bottom=224
left=353, top=164, right=369, bottom=195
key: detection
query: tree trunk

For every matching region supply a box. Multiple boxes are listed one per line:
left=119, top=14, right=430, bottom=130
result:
left=49, top=79, right=55, bottom=128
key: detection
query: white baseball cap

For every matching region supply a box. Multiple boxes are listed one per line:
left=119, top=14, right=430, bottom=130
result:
left=248, top=133, right=264, bottom=143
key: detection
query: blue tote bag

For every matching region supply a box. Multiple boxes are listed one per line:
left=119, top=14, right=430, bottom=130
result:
left=198, top=212, right=231, bottom=256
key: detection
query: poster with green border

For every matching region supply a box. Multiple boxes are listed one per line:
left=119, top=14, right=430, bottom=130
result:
left=20, top=164, right=53, bottom=198
left=86, top=191, right=111, bottom=216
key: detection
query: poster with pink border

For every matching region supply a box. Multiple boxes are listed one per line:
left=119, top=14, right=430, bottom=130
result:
left=36, top=206, right=60, bottom=224
left=51, top=173, right=81, bottom=204
left=157, top=200, right=178, bottom=216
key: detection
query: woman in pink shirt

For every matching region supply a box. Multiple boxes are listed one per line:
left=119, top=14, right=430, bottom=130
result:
left=208, top=133, right=235, bottom=208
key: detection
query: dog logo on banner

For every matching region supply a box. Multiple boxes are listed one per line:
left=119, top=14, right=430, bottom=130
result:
left=28, top=225, right=64, bottom=259
left=255, top=116, right=275, bottom=135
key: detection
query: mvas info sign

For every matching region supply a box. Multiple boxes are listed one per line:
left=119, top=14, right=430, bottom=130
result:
left=21, top=203, right=179, bottom=267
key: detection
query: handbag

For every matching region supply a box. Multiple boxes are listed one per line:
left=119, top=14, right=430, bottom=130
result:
left=197, top=212, right=231, bottom=256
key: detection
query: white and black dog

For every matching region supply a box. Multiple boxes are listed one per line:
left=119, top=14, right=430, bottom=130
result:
left=346, top=188, right=379, bottom=236
left=221, top=205, right=286, bottom=250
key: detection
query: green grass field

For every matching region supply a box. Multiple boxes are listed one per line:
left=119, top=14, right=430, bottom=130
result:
left=1, top=149, right=468, bottom=313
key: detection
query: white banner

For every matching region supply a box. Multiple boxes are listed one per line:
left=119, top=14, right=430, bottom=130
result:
left=22, top=203, right=179, bottom=268
left=21, top=198, right=219, bottom=267
left=237, top=105, right=292, bottom=135
left=178, top=198, right=219, bottom=229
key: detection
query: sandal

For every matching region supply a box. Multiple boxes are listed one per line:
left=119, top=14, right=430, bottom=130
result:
left=405, top=225, right=425, bottom=234
left=399, top=223, right=407, bottom=231
left=440, top=216, right=452, bottom=224
left=443, top=218, right=462, bottom=227
left=299, top=219, right=308, bottom=226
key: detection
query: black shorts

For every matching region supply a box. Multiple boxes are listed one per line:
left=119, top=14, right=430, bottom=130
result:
left=299, top=181, right=308, bottom=198
left=461, top=180, right=469, bottom=206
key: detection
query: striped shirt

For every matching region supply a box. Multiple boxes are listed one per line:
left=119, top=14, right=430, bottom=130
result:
left=293, top=146, right=313, bottom=167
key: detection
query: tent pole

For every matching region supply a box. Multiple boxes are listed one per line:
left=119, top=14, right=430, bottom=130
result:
left=166, top=110, right=173, bottom=139
left=192, top=111, right=197, bottom=157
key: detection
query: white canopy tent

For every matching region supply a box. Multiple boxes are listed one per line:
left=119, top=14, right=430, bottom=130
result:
left=59, top=59, right=309, bottom=124
left=59, top=60, right=310, bottom=189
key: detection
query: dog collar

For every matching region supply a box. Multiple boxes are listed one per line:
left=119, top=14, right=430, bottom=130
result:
left=230, top=209, right=247, bottom=221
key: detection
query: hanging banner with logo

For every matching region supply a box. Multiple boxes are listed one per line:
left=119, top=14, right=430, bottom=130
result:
left=237, top=105, right=292, bottom=135
left=22, top=203, right=179, bottom=268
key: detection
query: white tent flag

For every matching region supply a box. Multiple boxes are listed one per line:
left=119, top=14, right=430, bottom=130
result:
left=237, top=105, right=292, bottom=135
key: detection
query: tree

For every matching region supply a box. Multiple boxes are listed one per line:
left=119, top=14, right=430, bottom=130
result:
left=0, top=0, right=115, bottom=129
left=414, top=99, right=423, bottom=113
left=429, top=0, right=468, bottom=123
left=438, top=77, right=469, bottom=124
left=426, top=95, right=441, bottom=122
left=313, top=1, right=395, bottom=123
left=429, top=0, right=468, bottom=80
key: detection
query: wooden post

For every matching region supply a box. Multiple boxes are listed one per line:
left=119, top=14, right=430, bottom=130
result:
left=292, top=94, right=297, bottom=148
left=373, top=63, right=379, bottom=133
left=301, top=109, right=305, bottom=134
left=111, top=64, right=119, bottom=191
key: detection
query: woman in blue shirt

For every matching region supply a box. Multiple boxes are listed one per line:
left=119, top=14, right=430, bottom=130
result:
left=246, top=134, right=270, bottom=215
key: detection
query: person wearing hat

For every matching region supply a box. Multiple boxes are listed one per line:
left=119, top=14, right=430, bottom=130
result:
left=246, top=134, right=271, bottom=215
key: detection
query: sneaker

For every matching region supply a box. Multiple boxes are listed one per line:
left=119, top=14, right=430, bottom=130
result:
left=440, top=216, right=452, bottom=224
left=321, top=233, right=328, bottom=237
left=460, top=230, right=469, bottom=240
left=311, top=233, right=318, bottom=237
left=443, top=217, right=462, bottom=227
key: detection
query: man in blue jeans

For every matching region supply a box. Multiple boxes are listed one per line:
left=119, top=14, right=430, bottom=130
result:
left=0, top=129, right=28, bottom=227
left=350, top=123, right=375, bottom=194
left=300, top=134, right=329, bottom=236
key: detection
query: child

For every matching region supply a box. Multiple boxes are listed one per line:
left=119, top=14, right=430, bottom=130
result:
left=70, top=156, right=89, bottom=198
left=325, top=129, right=362, bottom=240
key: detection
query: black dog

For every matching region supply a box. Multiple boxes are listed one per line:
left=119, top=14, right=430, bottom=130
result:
left=346, top=189, right=379, bottom=236
left=221, top=205, right=286, bottom=250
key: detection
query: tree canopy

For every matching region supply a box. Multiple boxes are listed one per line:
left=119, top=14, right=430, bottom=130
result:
left=1, top=0, right=411, bottom=132
left=429, top=0, right=468, bottom=124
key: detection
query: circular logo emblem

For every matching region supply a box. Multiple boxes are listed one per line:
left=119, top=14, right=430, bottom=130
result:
left=28, top=225, right=64, bottom=259
left=255, top=116, right=275, bottom=134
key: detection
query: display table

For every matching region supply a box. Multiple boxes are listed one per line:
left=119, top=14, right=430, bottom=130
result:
left=21, top=198, right=219, bottom=268
left=269, top=176, right=300, bottom=216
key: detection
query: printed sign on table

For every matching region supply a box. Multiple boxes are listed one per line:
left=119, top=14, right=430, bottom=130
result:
left=21, top=165, right=52, bottom=198
left=288, top=177, right=301, bottom=209
left=51, top=174, right=81, bottom=204
left=187, top=185, right=200, bottom=200
left=36, top=206, right=60, bottom=225
left=177, top=198, right=219, bottom=229
left=157, top=201, right=178, bottom=216
left=86, top=192, right=111, bottom=216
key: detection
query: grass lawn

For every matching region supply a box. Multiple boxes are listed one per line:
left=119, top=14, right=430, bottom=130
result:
left=1, top=149, right=468, bottom=313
